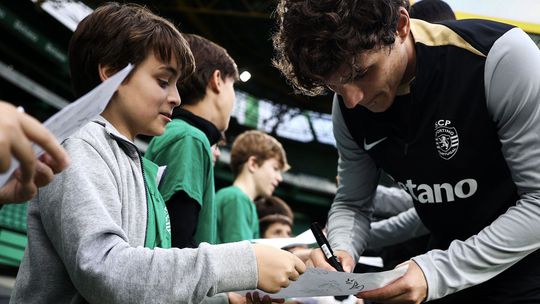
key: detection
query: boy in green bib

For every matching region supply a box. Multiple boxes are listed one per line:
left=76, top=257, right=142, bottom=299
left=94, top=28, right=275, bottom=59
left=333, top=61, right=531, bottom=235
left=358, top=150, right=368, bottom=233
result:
left=145, top=34, right=237, bottom=248
left=11, top=3, right=305, bottom=303
left=216, top=130, right=289, bottom=243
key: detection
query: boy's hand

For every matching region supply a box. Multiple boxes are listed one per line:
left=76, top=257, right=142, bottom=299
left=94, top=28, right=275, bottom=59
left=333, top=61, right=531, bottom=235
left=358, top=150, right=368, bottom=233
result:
left=228, top=292, right=247, bottom=304
left=246, top=292, right=285, bottom=304
left=253, top=244, right=306, bottom=293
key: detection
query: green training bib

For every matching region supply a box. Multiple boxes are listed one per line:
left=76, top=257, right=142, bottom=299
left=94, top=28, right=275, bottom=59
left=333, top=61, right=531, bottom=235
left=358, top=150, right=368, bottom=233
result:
left=142, top=157, right=171, bottom=248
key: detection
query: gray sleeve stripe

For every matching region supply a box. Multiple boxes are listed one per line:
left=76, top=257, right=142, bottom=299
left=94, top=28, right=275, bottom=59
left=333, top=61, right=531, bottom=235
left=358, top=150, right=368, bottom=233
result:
left=329, top=95, right=380, bottom=261
left=414, top=27, right=540, bottom=301
left=485, top=27, right=540, bottom=192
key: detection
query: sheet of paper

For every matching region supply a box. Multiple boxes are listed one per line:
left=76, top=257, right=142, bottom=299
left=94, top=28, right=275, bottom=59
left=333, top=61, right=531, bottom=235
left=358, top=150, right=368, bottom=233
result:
left=239, top=266, right=407, bottom=298
left=250, top=229, right=316, bottom=249
left=358, top=256, right=384, bottom=268
left=294, top=229, right=317, bottom=244
left=0, top=64, right=133, bottom=187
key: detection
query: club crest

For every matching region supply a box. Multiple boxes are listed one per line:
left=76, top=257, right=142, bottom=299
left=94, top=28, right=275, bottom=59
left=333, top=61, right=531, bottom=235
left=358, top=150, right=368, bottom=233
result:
left=434, top=120, right=459, bottom=160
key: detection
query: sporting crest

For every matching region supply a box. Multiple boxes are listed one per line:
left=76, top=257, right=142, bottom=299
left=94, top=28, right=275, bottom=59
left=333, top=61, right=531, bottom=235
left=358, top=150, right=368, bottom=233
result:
left=434, top=120, right=459, bottom=160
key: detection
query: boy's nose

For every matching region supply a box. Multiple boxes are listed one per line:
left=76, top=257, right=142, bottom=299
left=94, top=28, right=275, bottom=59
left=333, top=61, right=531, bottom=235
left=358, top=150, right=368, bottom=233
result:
left=170, top=86, right=181, bottom=107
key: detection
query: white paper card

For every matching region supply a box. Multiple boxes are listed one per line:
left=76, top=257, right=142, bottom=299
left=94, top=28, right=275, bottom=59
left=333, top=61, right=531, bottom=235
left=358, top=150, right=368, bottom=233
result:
left=239, top=265, right=408, bottom=298
left=0, top=64, right=133, bottom=187
left=358, top=256, right=384, bottom=268
left=250, top=229, right=316, bottom=249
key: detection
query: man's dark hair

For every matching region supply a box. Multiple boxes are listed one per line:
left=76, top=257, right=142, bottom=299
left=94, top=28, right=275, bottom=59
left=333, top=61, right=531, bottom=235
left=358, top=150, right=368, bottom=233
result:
left=272, top=0, right=409, bottom=96
left=178, top=34, right=239, bottom=105
left=69, top=2, right=195, bottom=98
left=410, top=0, right=456, bottom=22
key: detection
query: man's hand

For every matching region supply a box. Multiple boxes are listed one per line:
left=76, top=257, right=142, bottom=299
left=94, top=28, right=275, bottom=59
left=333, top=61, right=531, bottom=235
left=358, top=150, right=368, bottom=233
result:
left=0, top=101, right=69, bottom=204
left=0, top=158, right=54, bottom=203
left=310, top=248, right=355, bottom=272
left=357, top=260, right=427, bottom=303
left=253, top=244, right=306, bottom=293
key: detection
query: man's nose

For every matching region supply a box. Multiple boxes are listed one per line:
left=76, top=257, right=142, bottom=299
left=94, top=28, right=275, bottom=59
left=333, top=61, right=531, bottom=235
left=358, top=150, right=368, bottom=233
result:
left=341, top=84, right=364, bottom=109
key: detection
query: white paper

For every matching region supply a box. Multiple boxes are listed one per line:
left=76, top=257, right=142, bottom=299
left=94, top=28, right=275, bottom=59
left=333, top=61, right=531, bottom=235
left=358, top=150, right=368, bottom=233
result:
left=294, top=229, right=317, bottom=244
left=250, top=229, right=316, bottom=249
left=0, top=64, right=133, bottom=186
left=238, top=266, right=407, bottom=298
left=358, top=256, right=384, bottom=268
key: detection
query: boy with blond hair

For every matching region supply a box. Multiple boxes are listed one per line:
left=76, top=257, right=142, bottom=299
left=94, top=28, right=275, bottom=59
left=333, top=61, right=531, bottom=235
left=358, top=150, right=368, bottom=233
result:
left=216, top=130, right=289, bottom=243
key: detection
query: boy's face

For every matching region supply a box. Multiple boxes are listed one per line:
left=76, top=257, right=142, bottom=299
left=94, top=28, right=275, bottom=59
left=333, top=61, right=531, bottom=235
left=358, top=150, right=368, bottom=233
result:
left=264, top=222, right=292, bottom=238
left=325, top=38, right=409, bottom=113
left=215, top=77, right=236, bottom=131
left=253, top=158, right=283, bottom=197
left=106, top=52, right=181, bottom=139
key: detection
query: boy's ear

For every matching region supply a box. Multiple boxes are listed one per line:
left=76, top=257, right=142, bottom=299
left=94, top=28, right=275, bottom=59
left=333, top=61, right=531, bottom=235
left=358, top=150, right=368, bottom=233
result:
left=209, top=70, right=222, bottom=94
left=246, top=155, right=259, bottom=173
left=98, top=64, right=115, bottom=81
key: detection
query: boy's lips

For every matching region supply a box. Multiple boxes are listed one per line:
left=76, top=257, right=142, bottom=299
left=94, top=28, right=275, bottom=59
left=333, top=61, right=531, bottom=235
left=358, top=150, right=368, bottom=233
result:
left=159, top=111, right=174, bottom=121
left=160, top=111, right=172, bottom=118
left=159, top=112, right=173, bottom=122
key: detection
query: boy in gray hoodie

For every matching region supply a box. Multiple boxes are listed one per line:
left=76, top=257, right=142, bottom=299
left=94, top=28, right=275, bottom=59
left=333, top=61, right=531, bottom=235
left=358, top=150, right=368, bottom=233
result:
left=10, top=3, right=305, bottom=303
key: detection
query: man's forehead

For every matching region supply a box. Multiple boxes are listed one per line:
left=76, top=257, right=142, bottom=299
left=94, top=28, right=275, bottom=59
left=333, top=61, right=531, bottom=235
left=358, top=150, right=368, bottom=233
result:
left=353, top=48, right=382, bottom=69
left=325, top=62, right=360, bottom=85
left=326, top=49, right=382, bottom=84
left=325, top=69, right=349, bottom=87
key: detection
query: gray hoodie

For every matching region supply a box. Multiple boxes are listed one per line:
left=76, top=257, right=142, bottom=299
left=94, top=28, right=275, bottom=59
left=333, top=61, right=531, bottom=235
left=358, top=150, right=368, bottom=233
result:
left=11, top=117, right=257, bottom=304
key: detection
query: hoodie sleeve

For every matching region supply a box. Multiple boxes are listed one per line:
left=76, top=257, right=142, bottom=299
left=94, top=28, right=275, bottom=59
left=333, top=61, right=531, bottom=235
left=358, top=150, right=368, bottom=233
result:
left=38, top=137, right=258, bottom=304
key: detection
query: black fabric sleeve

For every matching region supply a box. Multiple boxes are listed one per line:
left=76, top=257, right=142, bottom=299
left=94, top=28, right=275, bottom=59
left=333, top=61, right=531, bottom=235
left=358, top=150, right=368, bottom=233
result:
left=166, top=190, right=201, bottom=249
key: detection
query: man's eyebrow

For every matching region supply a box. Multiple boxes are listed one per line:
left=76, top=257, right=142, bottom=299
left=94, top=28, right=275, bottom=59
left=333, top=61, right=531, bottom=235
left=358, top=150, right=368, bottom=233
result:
left=340, top=64, right=369, bottom=83
left=339, top=69, right=358, bottom=83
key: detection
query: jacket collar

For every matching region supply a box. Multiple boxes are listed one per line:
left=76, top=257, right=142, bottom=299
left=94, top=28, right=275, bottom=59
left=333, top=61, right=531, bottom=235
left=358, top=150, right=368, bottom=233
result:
left=171, top=107, right=221, bottom=145
left=92, top=116, right=140, bottom=158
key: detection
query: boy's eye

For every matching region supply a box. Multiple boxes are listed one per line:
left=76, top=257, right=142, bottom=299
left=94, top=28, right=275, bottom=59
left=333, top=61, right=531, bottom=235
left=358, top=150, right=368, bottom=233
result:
left=158, top=79, right=169, bottom=88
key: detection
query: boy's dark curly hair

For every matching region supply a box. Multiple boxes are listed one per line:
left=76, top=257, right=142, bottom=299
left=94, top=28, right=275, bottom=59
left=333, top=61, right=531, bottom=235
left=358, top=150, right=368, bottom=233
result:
left=272, top=0, right=409, bottom=96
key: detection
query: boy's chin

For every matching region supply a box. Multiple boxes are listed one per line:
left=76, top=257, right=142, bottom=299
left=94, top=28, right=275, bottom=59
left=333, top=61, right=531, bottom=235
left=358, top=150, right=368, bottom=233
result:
left=143, top=127, right=166, bottom=137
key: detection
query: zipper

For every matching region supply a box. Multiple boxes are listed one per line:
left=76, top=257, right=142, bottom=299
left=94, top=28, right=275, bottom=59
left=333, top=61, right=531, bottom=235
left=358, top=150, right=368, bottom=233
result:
left=138, top=152, right=149, bottom=244
left=111, top=134, right=150, bottom=243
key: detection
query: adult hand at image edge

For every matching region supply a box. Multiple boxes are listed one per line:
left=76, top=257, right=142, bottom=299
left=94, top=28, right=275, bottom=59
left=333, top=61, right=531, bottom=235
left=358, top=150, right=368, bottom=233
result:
left=0, top=101, right=69, bottom=204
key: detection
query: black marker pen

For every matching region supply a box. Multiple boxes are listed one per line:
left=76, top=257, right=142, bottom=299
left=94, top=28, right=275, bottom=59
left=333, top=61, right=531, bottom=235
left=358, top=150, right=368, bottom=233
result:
left=310, top=222, right=344, bottom=272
